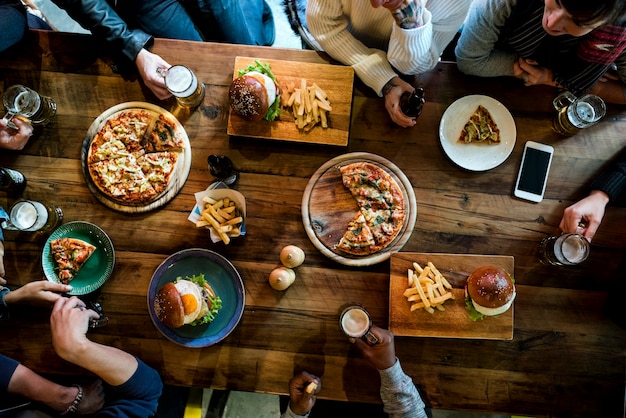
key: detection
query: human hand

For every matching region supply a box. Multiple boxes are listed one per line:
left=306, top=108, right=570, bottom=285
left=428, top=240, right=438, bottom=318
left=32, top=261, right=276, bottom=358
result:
left=514, top=58, right=556, bottom=87
left=382, top=77, right=417, bottom=128
left=4, top=280, right=72, bottom=307
left=287, top=371, right=321, bottom=416
left=50, top=296, right=99, bottom=363
left=352, top=325, right=397, bottom=370
left=559, top=190, right=609, bottom=241
left=135, top=49, right=173, bottom=100
left=0, top=117, right=33, bottom=150
left=372, top=0, right=424, bottom=29
left=77, top=379, right=105, bottom=415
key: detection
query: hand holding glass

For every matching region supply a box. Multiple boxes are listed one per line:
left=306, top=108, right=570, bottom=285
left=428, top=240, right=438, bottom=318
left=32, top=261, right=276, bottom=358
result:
left=539, top=233, right=590, bottom=266
left=2, top=85, right=57, bottom=129
left=339, top=304, right=379, bottom=345
left=158, top=65, right=205, bottom=108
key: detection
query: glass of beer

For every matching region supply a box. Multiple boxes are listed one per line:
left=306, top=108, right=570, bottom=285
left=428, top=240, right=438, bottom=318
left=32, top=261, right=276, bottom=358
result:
left=2, top=84, right=57, bottom=129
left=552, top=91, right=605, bottom=136
left=538, top=233, right=590, bottom=266
left=339, top=304, right=379, bottom=345
left=159, top=65, right=205, bottom=108
left=1, top=200, right=63, bottom=233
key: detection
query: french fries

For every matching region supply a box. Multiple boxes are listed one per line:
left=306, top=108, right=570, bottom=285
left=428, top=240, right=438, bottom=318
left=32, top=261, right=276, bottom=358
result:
left=305, top=381, right=318, bottom=394
left=282, top=78, right=332, bottom=132
left=403, top=261, right=454, bottom=314
left=195, top=196, right=243, bottom=244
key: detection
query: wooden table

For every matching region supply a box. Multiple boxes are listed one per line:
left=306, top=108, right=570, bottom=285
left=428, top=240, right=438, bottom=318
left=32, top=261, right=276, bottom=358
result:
left=1, top=30, right=625, bottom=417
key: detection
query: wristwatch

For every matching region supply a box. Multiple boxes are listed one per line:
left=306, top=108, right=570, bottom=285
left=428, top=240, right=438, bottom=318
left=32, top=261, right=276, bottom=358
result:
left=0, top=287, right=10, bottom=320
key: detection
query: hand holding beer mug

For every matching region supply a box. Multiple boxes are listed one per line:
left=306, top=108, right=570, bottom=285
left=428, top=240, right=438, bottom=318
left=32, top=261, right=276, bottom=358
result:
left=158, top=65, right=205, bottom=108
left=552, top=91, right=606, bottom=136
left=2, top=85, right=57, bottom=129
left=539, top=233, right=590, bottom=266
left=339, top=304, right=379, bottom=345
left=0, top=200, right=62, bottom=233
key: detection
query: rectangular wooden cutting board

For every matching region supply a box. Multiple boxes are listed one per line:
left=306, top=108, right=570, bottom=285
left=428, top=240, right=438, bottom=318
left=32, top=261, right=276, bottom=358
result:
left=389, top=252, right=514, bottom=340
left=227, top=56, right=354, bottom=146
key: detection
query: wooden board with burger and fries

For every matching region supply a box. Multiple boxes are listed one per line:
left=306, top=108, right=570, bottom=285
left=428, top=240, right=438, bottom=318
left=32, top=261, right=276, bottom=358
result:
left=389, top=252, right=514, bottom=340
left=226, top=56, right=354, bottom=146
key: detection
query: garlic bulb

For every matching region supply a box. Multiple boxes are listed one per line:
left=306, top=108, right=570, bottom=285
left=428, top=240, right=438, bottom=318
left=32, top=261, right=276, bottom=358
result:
left=280, top=245, right=305, bottom=268
left=269, top=267, right=296, bottom=291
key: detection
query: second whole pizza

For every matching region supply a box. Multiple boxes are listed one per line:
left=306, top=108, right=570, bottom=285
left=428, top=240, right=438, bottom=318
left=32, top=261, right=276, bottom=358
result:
left=87, top=108, right=185, bottom=205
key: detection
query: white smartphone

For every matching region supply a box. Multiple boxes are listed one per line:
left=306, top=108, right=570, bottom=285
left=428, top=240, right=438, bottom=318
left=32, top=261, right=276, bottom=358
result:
left=513, top=141, right=554, bottom=203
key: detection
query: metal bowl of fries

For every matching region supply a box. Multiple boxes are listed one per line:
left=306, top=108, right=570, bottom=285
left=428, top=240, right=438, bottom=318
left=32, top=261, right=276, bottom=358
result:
left=189, top=186, right=246, bottom=244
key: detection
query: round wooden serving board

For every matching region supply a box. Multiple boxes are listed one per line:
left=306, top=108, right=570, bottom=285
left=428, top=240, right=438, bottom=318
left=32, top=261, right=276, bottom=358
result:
left=301, top=152, right=417, bottom=266
left=81, top=102, right=192, bottom=213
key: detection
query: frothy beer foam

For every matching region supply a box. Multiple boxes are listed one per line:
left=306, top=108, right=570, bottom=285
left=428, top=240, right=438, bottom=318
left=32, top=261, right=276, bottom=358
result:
left=341, top=308, right=370, bottom=337
left=557, top=234, right=588, bottom=263
left=165, top=66, right=198, bottom=97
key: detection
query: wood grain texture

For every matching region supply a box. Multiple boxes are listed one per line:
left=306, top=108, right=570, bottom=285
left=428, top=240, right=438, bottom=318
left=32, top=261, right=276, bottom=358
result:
left=0, top=31, right=625, bottom=418
left=389, top=252, right=514, bottom=339
left=227, top=56, right=353, bottom=145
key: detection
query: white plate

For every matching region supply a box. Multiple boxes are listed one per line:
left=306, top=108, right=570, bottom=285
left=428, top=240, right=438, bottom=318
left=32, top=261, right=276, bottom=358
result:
left=439, top=95, right=516, bottom=171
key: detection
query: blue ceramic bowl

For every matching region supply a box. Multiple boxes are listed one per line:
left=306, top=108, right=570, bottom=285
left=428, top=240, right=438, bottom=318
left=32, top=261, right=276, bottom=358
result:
left=147, top=248, right=245, bottom=347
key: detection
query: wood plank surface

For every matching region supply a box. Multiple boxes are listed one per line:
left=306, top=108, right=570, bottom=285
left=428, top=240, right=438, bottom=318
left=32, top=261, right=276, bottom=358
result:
left=0, top=30, right=624, bottom=418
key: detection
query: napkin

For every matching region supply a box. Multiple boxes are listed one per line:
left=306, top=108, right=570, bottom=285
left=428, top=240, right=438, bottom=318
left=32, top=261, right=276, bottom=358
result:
left=189, top=182, right=247, bottom=243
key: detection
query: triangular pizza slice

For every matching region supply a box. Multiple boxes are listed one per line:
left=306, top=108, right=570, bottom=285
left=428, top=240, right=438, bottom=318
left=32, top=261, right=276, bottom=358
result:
left=336, top=212, right=379, bottom=256
left=458, top=105, right=501, bottom=144
left=50, top=238, right=96, bottom=284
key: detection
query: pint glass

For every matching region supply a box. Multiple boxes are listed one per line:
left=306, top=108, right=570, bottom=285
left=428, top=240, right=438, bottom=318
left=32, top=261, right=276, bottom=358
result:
left=160, top=65, right=206, bottom=108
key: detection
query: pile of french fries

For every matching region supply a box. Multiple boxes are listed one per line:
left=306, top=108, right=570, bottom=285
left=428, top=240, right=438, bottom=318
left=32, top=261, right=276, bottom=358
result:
left=195, top=196, right=243, bottom=245
left=281, top=78, right=332, bottom=132
left=403, top=261, right=454, bottom=313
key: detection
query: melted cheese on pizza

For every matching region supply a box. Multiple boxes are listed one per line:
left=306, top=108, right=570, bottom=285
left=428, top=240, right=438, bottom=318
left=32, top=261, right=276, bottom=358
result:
left=458, top=105, right=501, bottom=144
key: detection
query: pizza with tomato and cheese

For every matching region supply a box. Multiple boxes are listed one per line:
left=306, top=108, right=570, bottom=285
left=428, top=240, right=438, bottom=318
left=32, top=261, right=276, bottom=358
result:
left=50, top=237, right=96, bottom=284
left=336, top=162, right=406, bottom=255
left=87, top=109, right=185, bottom=204
left=458, top=105, right=501, bottom=144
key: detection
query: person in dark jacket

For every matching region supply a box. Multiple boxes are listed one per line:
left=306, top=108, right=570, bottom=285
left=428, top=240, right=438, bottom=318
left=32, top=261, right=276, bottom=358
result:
left=559, top=147, right=626, bottom=241
left=50, top=0, right=202, bottom=99
left=50, top=0, right=275, bottom=100
left=0, top=0, right=27, bottom=53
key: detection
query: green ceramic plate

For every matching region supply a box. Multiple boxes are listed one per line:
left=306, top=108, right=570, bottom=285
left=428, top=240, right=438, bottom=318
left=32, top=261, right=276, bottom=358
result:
left=42, top=222, right=115, bottom=295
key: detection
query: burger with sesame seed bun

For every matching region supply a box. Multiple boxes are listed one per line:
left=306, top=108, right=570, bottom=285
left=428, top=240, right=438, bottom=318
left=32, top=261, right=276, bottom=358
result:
left=465, top=265, right=515, bottom=321
left=229, top=60, right=281, bottom=122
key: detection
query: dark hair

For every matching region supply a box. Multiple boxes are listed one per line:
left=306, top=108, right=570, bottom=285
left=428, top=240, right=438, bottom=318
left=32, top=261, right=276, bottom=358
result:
left=559, top=0, right=626, bottom=25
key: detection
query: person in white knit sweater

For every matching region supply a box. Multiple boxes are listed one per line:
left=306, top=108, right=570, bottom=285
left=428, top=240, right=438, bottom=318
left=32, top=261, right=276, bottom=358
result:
left=306, top=0, right=471, bottom=128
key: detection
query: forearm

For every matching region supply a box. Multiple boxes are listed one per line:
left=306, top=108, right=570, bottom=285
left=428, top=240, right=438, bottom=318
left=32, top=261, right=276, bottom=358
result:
left=61, top=340, right=138, bottom=386
left=379, top=359, right=427, bottom=418
left=388, top=1, right=472, bottom=74
left=306, top=0, right=398, bottom=95
left=51, top=0, right=152, bottom=62
left=455, top=0, right=517, bottom=77
left=589, top=148, right=626, bottom=201
left=8, top=364, right=77, bottom=412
